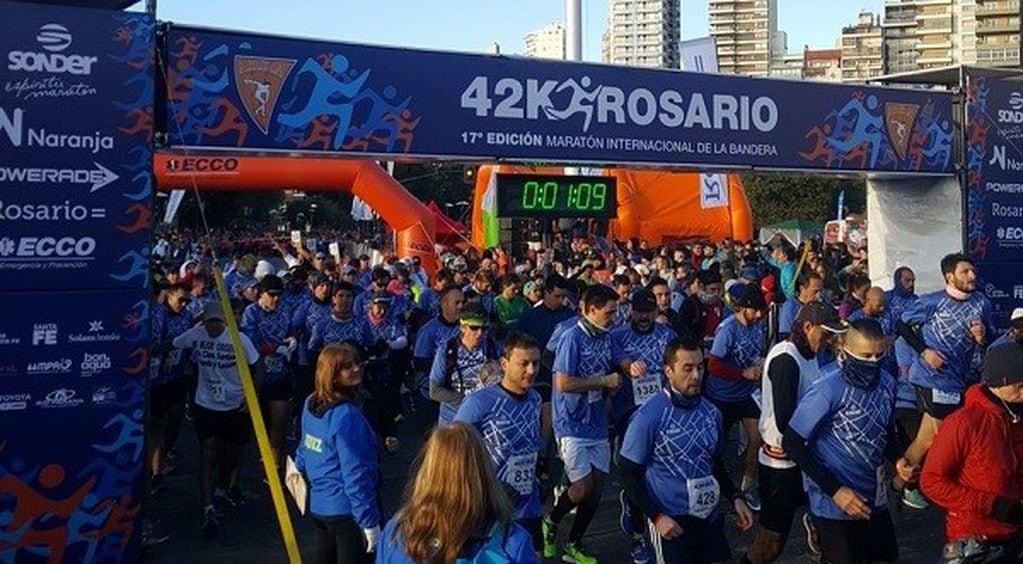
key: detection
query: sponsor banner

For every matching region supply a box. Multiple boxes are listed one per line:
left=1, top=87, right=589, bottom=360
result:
left=165, top=25, right=954, bottom=174
left=0, top=288, right=148, bottom=561
left=0, top=1, right=153, bottom=290
left=699, top=173, right=729, bottom=209
left=965, top=71, right=1023, bottom=331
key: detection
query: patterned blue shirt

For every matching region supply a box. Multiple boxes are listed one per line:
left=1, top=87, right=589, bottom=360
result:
left=610, top=323, right=678, bottom=422
left=552, top=322, right=615, bottom=440
left=707, top=315, right=766, bottom=403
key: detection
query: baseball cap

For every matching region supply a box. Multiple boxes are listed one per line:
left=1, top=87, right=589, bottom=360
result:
left=371, top=292, right=393, bottom=305
left=240, top=254, right=258, bottom=272
left=1011, top=308, right=1023, bottom=328
left=734, top=283, right=767, bottom=310
left=983, top=341, right=1023, bottom=387
left=203, top=301, right=225, bottom=321
left=794, top=302, right=848, bottom=333
left=460, top=303, right=489, bottom=327
left=630, top=289, right=658, bottom=312
left=523, top=281, right=538, bottom=295
left=258, top=274, right=284, bottom=294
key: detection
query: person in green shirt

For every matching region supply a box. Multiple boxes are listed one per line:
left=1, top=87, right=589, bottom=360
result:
left=494, top=274, right=530, bottom=330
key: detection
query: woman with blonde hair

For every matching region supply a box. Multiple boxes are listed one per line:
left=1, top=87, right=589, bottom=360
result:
left=295, top=343, right=381, bottom=563
left=376, top=423, right=538, bottom=563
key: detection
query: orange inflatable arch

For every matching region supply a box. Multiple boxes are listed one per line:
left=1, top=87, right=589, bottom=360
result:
left=471, top=165, right=754, bottom=249
left=153, top=153, right=437, bottom=273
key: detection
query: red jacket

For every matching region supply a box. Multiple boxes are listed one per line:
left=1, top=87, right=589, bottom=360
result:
left=921, top=384, right=1023, bottom=542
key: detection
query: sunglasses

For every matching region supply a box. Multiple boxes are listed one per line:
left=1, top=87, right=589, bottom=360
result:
left=463, top=324, right=488, bottom=332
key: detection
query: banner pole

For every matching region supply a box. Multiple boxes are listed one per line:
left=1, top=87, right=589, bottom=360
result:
left=212, top=266, right=302, bottom=564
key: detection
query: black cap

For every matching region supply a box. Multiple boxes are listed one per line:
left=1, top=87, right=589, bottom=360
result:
left=258, top=275, right=284, bottom=294
left=983, top=341, right=1023, bottom=387
left=794, top=302, right=848, bottom=333
left=308, top=272, right=329, bottom=287
left=734, top=283, right=767, bottom=310
left=630, top=289, right=658, bottom=312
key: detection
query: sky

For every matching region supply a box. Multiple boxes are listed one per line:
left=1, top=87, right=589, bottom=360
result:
left=135, top=0, right=885, bottom=59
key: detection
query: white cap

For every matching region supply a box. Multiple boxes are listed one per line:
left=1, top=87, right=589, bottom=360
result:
left=255, top=260, right=275, bottom=280
left=1012, top=307, right=1023, bottom=322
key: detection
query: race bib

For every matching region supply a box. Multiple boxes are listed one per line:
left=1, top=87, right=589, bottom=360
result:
left=503, top=452, right=537, bottom=496
left=687, top=475, right=720, bottom=519
left=266, top=354, right=285, bottom=374
left=932, top=389, right=961, bottom=406
left=633, top=373, right=661, bottom=407
left=874, top=465, right=888, bottom=507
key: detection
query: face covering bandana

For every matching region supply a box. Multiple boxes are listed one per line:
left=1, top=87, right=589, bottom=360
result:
left=945, top=284, right=970, bottom=301
left=699, top=291, right=720, bottom=305
left=666, top=385, right=699, bottom=409
left=841, top=350, right=883, bottom=390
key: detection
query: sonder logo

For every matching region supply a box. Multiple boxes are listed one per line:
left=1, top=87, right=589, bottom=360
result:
left=7, top=24, right=97, bottom=75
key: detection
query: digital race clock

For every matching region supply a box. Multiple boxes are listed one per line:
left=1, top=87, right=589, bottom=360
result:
left=495, top=174, right=617, bottom=219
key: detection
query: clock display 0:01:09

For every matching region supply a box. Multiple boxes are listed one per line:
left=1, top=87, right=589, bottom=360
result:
left=496, top=175, right=617, bottom=218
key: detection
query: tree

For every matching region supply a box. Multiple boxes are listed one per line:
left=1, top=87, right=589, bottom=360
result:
left=739, top=173, right=865, bottom=230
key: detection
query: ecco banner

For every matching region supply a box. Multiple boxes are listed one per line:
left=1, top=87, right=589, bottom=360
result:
left=0, top=1, right=153, bottom=291
left=165, top=25, right=955, bottom=174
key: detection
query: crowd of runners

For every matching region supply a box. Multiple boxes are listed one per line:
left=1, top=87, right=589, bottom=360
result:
left=147, top=228, right=1023, bottom=564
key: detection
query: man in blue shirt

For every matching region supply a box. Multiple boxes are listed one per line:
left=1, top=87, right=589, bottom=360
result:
left=777, top=273, right=823, bottom=340
left=543, top=284, right=621, bottom=564
left=454, top=332, right=544, bottom=551
left=782, top=319, right=916, bottom=564
left=619, top=334, right=754, bottom=564
left=764, top=244, right=797, bottom=302
left=895, top=253, right=996, bottom=508
left=307, top=282, right=375, bottom=354
left=429, top=303, right=500, bottom=425
left=412, top=286, right=464, bottom=429
left=706, top=283, right=768, bottom=511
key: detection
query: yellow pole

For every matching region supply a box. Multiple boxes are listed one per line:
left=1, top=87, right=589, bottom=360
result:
left=795, top=241, right=812, bottom=280
left=212, top=266, right=302, bottom=563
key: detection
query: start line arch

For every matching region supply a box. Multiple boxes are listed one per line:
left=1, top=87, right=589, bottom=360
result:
left=153, top=154, right=438, bottom=272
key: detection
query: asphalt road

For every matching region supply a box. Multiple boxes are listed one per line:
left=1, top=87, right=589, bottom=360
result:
left=143, top=409, right=947, bottom=563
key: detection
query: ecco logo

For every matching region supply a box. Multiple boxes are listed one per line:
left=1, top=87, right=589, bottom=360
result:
left=0, top=236, right=96, bottom=258
left=997, top=227, right=1023, bottom=240
left=166, top=158, right=239, bottom=173
left=7, top=24, right=97, bottom=76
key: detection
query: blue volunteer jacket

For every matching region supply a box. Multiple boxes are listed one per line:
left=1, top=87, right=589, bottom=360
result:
left=296, top=396, right=381, bottom=528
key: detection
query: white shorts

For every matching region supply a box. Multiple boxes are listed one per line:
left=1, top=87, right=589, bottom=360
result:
left=557, top=437, right=611, bottom=482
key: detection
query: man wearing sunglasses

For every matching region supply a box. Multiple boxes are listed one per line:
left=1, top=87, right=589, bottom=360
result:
left=429, top=301, right=500, bottom=425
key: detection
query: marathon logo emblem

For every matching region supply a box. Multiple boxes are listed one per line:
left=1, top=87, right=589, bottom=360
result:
left=234, top=56, right=296, bottom=134
left=884, top=102, right=919, bottom=161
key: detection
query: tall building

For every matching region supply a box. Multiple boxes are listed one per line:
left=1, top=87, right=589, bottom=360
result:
left=523, top=22, right=566, bottom=59
left=803, top=48, right=844, bottom=81
left=709, top=0, right=778, bottom=76
left=841, top=11, right=885, bottom=81
left=883, top=0, right=918, bottom=73
left=975, top=0, right=1021, bottom=67
left=606, top=0, right=681, bottom=68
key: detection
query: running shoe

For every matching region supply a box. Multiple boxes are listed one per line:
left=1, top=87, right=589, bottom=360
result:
left=902, top=487, right=929, bottom=509
left=618, top=490, right=634, bottom=535
left=562, top=542, right=597, bottom=564
left=802, top=513, right=821, bottom=556
left=542, top=517, right=559, bottom=558
left=200, top=505, right=219, bottom=536
left=629, top=536, right=654, bottom=564
left=743, top=482, right=762, bottom=512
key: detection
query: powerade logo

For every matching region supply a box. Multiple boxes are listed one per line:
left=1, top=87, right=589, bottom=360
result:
left=459, top=76, right=779, bottom=133
left=36, top=388, right=83, bottom=409
left=998, top=91, right=1023, bottom=124
left=0, top=393, right=30, bottom=412
left=7, top=24, right=97, bottom=76
left=80, top=353, right=111, bottom=377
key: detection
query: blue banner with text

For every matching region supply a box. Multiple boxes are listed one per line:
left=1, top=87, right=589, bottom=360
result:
left=165, top=25, right=955, bottom=174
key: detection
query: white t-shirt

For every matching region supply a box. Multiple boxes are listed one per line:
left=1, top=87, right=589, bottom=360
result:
left=173, top=325, right=259, bottom=411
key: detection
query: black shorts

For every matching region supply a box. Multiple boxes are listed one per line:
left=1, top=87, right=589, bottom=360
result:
left=149, top=379, right=187, bottom=420
left=648, top=513, right=731, bottom=564
left=812, top=510, right=899, bottom=564
left=193, top=404, right=250, bottom=444
left=895, top=407, right=923, bottom=445
left=757, top=464, right=807, bottom=537
left=708, top=396, right=761, bottom=431
left=260, top=377, right=294, bottom=402
left=915, top=385, right=964, bottom=420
